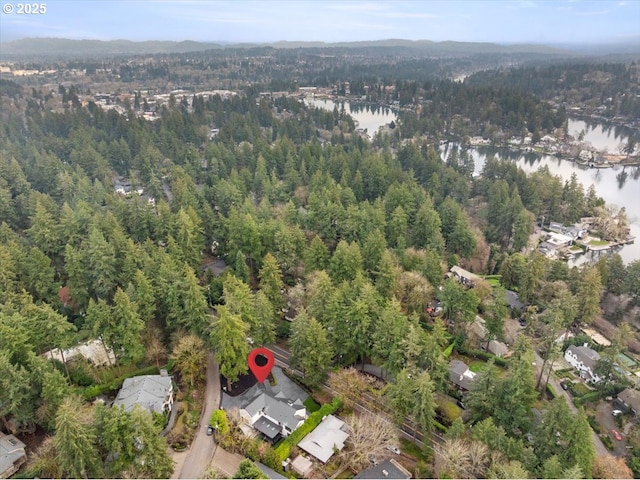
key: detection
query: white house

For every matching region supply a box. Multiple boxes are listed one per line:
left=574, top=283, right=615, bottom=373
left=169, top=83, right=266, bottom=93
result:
left=564, top=345, right=602, bottom=384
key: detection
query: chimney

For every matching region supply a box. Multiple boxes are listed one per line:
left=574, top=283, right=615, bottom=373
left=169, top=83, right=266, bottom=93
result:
left=382, top=470, right=389, bottom=477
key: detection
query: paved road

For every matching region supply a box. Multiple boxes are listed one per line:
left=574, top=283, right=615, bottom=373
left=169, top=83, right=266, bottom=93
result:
left=533, top=351, right=610, bottom=457
left=178, top=353, right=221, bottom=479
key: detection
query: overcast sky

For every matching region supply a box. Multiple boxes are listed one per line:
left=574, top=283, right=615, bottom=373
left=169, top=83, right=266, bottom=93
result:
left=1, top=0, right=638, bottom=45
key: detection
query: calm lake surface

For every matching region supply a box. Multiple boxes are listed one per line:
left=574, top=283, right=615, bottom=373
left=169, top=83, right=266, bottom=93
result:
left=460, top=145, right=640, bottom=264
left=567, top=118, right=634, bottom=154
left=305, top=97, right=397, bottom=139
left=307, top=97, right=639, bottom=263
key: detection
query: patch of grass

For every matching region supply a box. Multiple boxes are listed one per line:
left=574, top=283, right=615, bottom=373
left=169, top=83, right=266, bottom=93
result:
left=572, top=382, right=591, bottom=396
left=468, top=361, right=485, bottom=373
left=303, top=396, right=321, bottom=413
left=589, top=239, right=609, bottom=246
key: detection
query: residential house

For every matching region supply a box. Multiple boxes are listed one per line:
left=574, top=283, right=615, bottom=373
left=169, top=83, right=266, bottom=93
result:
left=468, top=316, right=488, bottom=344
left=256, top=462, right=287, bottom=479
left=113, top=371, right=174, bottom=414
left=581, top=328, right=611, bottom=347
left=488, top=340, right=509, bottom=358
left=0, top=432, right=26, bottom=479
left=545, top=232, right=573, bottom=249
left=449, top=360, right=476, bottom=391
left=449, top=266, right=481, bottom=288
left=564, top=345, right=602, bottom=383
left=617, top=388, right=640, bottom=416
left=355, top=459, right=411, bottom=479
left=43, top=339, right=116, bottom=367
left=505, top=290, right=524, bottom=311
left=241, top=389, right=307, bottom=443
left=298, top=415, right=349, bottom=463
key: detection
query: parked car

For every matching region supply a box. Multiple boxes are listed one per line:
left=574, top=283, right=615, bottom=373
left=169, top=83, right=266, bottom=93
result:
left=457, top=400, right=467, bottom=410
left=207, top=425, right=214, bottom=436
left=386, top=445, right=401, bottom=455
left=612, top=409, right=623, bottom=417
left=560, top=382, right=568, bottom=390
left=612, top=429, right=623, bottom=441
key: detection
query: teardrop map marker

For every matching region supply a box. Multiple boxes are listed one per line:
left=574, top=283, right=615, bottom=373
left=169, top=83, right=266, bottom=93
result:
left=248, top=347, right=275, bottom=383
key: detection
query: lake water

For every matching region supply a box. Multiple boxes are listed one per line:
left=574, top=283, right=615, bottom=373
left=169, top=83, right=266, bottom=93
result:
left=305, top=96, right=639, bottom=263
left=454, top=145, right=640, bottom=264
left=304, top=97, right=397, bottom=139
left=567, top=118, right=634, bottom=154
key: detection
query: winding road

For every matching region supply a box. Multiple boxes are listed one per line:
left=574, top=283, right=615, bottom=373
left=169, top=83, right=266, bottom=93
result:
left=178, top=353, right=221, bottom=479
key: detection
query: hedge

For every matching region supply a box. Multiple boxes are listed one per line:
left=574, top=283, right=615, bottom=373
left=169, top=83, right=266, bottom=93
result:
left=83, top=365, right=160, bottom=400
left=455, top=345, right=508, bottom=367
left=545, top=383, right=556, bottom=399
left=274, top=397, right=342, bottom=461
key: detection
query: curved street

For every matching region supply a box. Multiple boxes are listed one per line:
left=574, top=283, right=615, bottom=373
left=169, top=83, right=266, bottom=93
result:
left=178, top=353, right=221, bottom=479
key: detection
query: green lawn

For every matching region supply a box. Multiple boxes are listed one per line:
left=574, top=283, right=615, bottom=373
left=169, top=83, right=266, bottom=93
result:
left=571, top=382, right=591, bottom=396
left=589, top=239, right=609, bottom=246
left=468, top=361, right=486, bottom=373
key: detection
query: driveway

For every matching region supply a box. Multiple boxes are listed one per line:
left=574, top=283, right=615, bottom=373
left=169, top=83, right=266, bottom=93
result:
left=178, top=353, right=221, bottom=479
left=533, top=350, right=610, bottom=457
left=595, top=401, right=629, bottom=457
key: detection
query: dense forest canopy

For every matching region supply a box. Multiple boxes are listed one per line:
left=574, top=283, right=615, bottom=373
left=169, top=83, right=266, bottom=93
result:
left=1, top=47, right=640, bottom=478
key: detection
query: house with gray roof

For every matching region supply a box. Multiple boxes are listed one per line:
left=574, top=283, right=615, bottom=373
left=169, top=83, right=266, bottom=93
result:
left=355, top=458, right=411, bottom=479
left=113, top=372, right=174, bottom=414
left=298, top=414, right=349, bottom=463
left=240, top=388, right=307, bottom=442
left=449, top=360, right=476, bottom=391
left=0, top=432, right=26, bottom=479
left=617, top=388, right=640, bottom=416
left=564, top=345, right=602, bottom=384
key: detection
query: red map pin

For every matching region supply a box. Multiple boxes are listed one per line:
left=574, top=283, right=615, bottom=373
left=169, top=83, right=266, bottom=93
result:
left=248, top=347, right=275, bottom=383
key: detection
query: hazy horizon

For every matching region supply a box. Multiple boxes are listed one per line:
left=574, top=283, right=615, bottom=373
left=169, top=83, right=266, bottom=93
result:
left=1, top=0, right=639, bottom=46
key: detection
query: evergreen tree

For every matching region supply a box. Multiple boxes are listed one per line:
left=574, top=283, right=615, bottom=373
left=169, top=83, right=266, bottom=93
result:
left=289, top=309, right=333, bottom=388
left=210, top=305, right=250, bottom=388
left=53, top=396, right=101, bottom=479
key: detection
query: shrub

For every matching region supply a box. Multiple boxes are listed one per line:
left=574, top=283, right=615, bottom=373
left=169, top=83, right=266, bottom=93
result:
left=600, top=433, right=614, bottom=450
left=443, top=343, right=455, bottom=359
left=574, top=391, right=601, bottom=406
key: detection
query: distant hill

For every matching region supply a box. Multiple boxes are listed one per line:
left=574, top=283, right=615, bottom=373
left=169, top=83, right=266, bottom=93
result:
left=0, top=38, right=225, bottom=58
left=0, top=37, right=580, bottom=59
